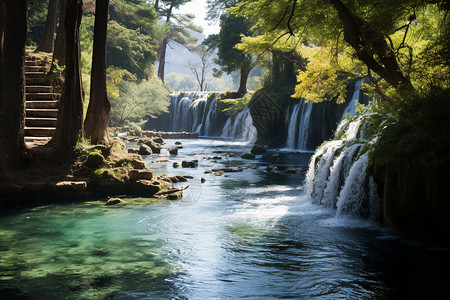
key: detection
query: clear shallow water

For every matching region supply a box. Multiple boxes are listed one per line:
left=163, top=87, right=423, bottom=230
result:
left=1, top=138, right=449, bottom=299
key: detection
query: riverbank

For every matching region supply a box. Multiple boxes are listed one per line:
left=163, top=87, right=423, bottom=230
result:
left=0, top=137, right=185, bottom=209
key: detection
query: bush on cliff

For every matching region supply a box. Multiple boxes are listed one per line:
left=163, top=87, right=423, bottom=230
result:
left=369, top=87, right=450, bottom=244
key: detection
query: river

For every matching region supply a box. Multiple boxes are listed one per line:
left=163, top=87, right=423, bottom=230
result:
left=0, top=138, right=448, bottom=299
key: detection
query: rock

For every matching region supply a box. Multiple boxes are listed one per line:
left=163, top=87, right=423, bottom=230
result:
left=211, top=168, right=243, bottom=173
left=153, top=137, right=164, bottom=144
left=204, top=169, right=213, bottom=174
left=168, top=148, right=178, bottom=155
left=285, top=167, right=297, bottom=174
left=105, top=197, right=126, bottom=206
left=98, top=168, right=129, bottom=185
left=182, top=160, right=198, bottom=168
left=175, top=141, right=182, bottom=145
left=266, top=165, right=277, bottom=172
left=139, top=144, right=152, bottom=155
left=271, top=153, right=280, bottom=159
left=247, top=164, right=257, bottom=169
left=143, top=139, right=161, bottom=154
left=166, top=192, right=182, bottom=200
left=130, top=159, right=145, bottom=169
left=241, top=152, right=256, bottom=159
left=269, top=167, right=279, bottom=174
left=128, top=169, right=154, bottom=181
left=166, top=176, right=188, bottom=183
left=214, top=171, right=224, bottom=176
left=127, top=148, right=139, bottom=154
left=177, top=146, right=184, bottom=149
left=173, top=162, right=180, bottom=168
left=251, top=144, right=266, bottom=155
left=55, top=181, right=87, bottom=192
left=183, top=175, right=194, bottom=179
left=85, top=151, right=105, bottom=169
left=201, top=177, right=206, bottom=183
left=132, top=179, right=161, bottom=195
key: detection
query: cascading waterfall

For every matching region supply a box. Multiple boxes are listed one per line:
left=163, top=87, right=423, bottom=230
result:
left=221, top=106, right=257, bottom=143
left=285, top=79, right=366, bottom=151
left=305, top=94, right=380, bottom=222
left=147, top=92, right=257, bottom=142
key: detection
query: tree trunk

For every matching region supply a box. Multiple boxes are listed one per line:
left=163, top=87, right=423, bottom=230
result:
left=154, top=0, right=159, bottom=12
left=51, top=0, right=84, bottom=151
left=0, top=0, right=27, bottom=172
left=157, top=4, right=173, bottom=82
left=237, top=66, right=250, bottom=95
left=53, top=0, right=67, bottom=67
left=84, top=0, right=111, bottom=144
left=157, top=37, right=168, bottom=82
left=35, top=0, right=58, bottom=53
left=328, top=0, right=412, bottom=90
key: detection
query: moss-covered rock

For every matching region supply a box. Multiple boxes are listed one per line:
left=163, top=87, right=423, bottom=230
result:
left=241, top=152, right=255, bottom=159
left=84, top=150, right=106, bottom=169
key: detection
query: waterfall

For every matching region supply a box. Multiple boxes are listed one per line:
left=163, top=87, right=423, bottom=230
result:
left=146, top=91, right=257, bottom=142
left=343, top=79, right=364, bottom=116
left=305, top=97, right=380, bottom=221
left=222, top=106, right=257, bottom=143
left=297, top=101, right=313, bottom=150
left=284, top=79, right=366, bottom=151
left=285, top=103, right=301, bottom=148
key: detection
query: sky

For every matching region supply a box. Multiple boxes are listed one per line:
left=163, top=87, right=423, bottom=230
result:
left=175, top=0, right=221, bottom=36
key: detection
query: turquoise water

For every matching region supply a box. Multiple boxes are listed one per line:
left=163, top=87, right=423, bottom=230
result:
left=1, top=139, right=448, bottom=299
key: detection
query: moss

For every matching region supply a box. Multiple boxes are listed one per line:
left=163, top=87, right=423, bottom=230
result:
left=84, top=150, right=106, bottom=169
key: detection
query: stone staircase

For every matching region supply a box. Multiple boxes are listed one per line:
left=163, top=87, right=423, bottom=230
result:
left=24, top=53, right=59, bottom=144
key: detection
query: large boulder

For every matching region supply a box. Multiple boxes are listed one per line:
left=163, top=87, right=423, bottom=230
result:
left=139, top=144, right=152, bottom=155
left=84, top=151, right=105, bottom=169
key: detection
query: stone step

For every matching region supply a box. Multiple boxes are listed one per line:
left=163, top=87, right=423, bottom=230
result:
left=26, top=92, right=56, bottom=100
left=26, top=108, right=58, bottom=118
left=26, top=77, right=52, bottom=86
left=24, top=136, right=52, bottom=143
left=26, top=100, right=59, bottom=109
left=25, top=65, right=46, bottom=73
left=26, top=85, right=53, bottom=93
left=25, top=117, right=57, bottom=127
left=25, top=71, right=46, bottom=78
left=25, top=127, right=55, bottom=137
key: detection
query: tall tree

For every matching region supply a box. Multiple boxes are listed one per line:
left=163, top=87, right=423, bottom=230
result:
left=53, top=0, right=67, bottom=67
left=35, top=0, right=58, bottom=53
left=84, top=0, right=111, bottom=144
left=0, top=0, right=27, bottom=172
left=52, top=0, right=84, bottom=151
left=204, top=13, right=255, bottom=94
left=156, top=0, right=201, bottom=82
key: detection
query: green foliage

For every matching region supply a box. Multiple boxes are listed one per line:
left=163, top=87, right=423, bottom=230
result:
left=107, top=20, right=157, bottom=79
left=109, top=78, right=170, bottom=126
left=80, top=15, right=94, bottom=108
left=219, top=93, right=253, bottom=116
left=231, top=0, right=449, bottom=104
left=27, top=0, right=49, bottom=45
left=205, top=13, right=253, bottom=75
left=369, top=87, right=450, bottom=175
